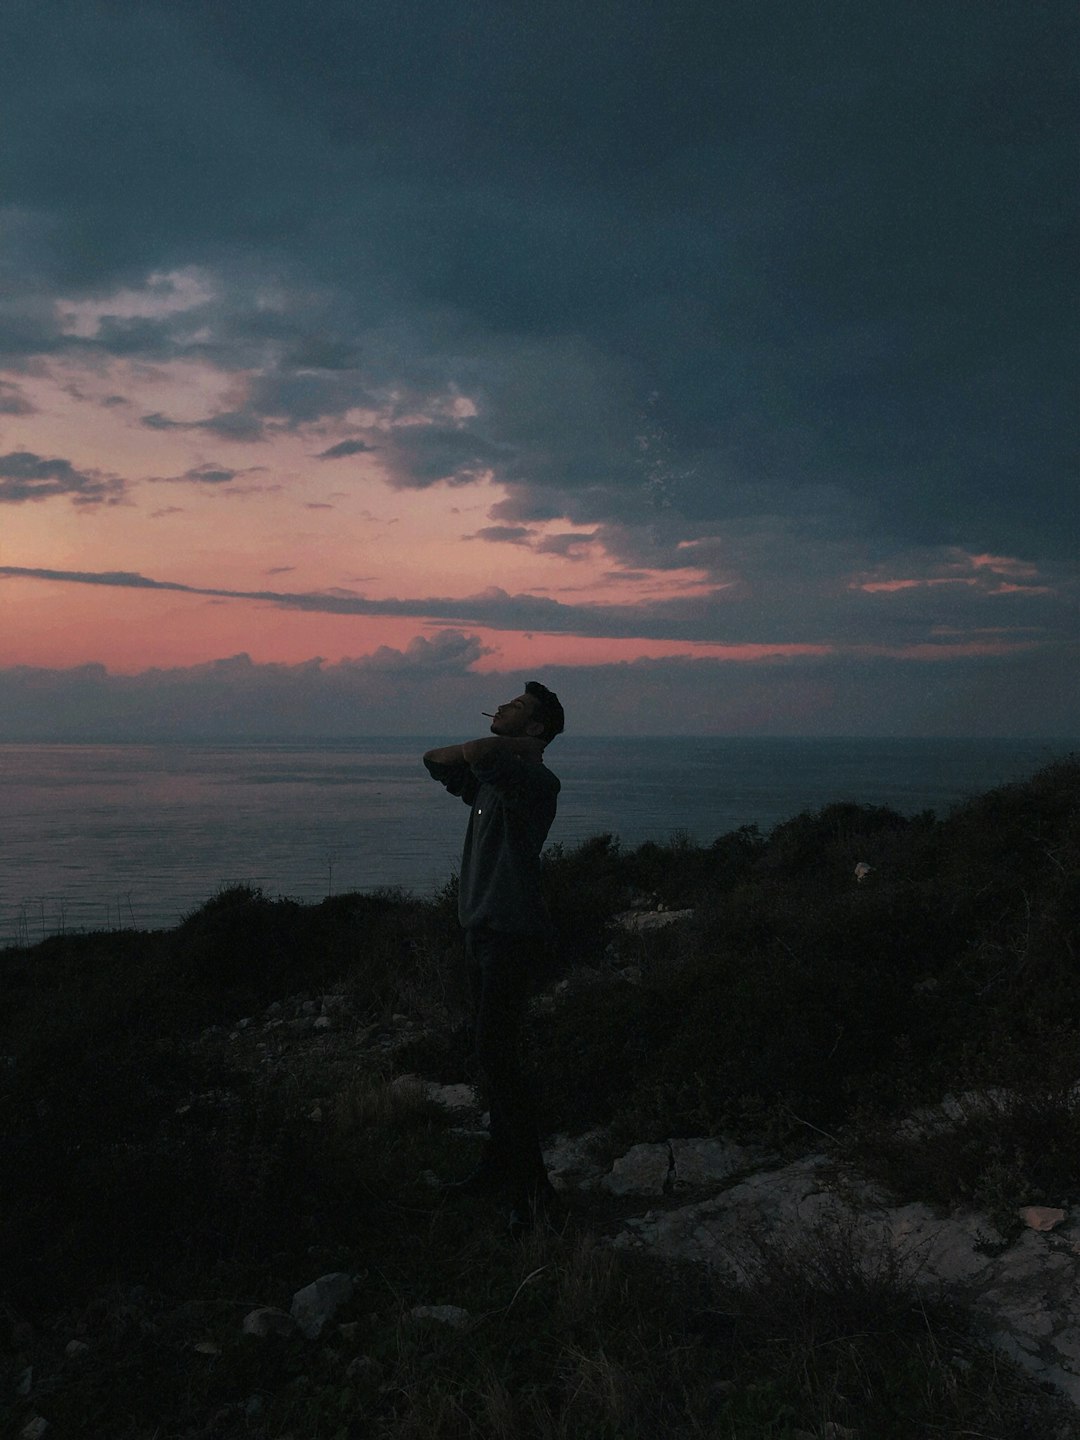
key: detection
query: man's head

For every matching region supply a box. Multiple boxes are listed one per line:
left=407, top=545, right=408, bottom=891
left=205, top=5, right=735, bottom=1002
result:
left=524, top=680, right=564, bottom=744
left=488, top=682, right=565, bottom=745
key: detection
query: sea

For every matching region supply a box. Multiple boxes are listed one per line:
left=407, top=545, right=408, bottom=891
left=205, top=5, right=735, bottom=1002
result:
left=1, top=736, right=1075, bottom=946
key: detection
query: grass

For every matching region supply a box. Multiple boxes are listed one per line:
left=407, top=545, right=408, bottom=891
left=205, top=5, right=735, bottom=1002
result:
left=1, top=756, right=1079, bottom=1437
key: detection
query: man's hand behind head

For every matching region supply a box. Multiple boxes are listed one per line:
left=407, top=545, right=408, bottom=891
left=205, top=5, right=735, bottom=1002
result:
left=462, top=734, right=545, bottom=766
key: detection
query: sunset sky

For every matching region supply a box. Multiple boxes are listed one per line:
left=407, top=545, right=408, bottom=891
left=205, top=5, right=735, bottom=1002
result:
left=1, top=1, right=1076, bottom=737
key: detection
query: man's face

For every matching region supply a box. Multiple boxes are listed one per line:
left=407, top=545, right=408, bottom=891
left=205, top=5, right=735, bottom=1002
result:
left=488, top=693, right=543, bottom=739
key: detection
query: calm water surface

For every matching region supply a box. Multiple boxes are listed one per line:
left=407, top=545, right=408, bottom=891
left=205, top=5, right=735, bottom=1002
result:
left=1, top=736, right=1073, bottom=944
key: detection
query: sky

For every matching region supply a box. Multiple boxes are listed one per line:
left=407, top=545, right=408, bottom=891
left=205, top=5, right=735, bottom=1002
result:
left=0, top=0, right=1077, bottom=738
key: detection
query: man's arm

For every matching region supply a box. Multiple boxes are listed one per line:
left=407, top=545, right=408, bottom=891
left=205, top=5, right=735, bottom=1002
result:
left=423, top=736, right=544, bottom=767
left=423, top=741, right=470, bottom=767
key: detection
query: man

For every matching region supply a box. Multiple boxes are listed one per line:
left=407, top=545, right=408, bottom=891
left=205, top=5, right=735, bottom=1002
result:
left=423, top=681, right=564, bottom=1235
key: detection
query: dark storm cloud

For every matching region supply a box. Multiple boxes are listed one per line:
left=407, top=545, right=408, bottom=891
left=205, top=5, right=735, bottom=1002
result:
left=0, top=451, right=126, bottom=505
left=0, top=1, right=1076, bottom=573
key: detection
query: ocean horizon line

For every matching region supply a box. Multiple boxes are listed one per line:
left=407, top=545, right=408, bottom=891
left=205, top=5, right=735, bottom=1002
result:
left=2, top=734, right=1077, bottom=746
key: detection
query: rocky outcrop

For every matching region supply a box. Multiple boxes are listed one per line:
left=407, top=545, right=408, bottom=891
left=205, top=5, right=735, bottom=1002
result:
left=593, top=1145, right=1080, bottom=1406
left=207, top=987, right=1080, bottom=1409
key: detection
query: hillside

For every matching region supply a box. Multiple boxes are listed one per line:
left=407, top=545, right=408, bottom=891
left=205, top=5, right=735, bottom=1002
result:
left=2, top=758, right=1078, bottom=1438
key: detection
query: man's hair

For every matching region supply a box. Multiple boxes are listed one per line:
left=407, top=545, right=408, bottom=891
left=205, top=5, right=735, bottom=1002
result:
left=525, top=680, right=565, bottom=744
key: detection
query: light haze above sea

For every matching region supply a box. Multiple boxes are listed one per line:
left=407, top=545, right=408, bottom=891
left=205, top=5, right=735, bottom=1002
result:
left=2, top=736, right=1075, bottom=947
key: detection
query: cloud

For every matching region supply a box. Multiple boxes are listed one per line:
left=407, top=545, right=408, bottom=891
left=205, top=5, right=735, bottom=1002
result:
left=3, top=560, right=1074, bottom=651
left=0, top=451, right=126, bottom=505
left=469, top=525, right=534, bottom=545
left=0, top=0, right=1076, bottom=680
left=145, top=463, right=262, bottom=487
left=0, top=638, right=1076, bottom=741
left=0, top=380, right=35, bottom=414
left=378, top=424, right=510, bottom=489
left=316, top=439, right=376, bottom=460
left=0, top=634, right=493, bottom=740
left=140, top=410, right=268, bottom=443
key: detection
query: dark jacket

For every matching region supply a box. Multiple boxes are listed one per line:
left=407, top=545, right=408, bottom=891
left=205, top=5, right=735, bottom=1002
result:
left=424, top=748, right=560, bottom=934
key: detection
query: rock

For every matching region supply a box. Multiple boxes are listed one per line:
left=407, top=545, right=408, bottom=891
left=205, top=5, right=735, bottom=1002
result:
left=313, top=1015, right=332, bottom=1030
left=16, top=1366, right=33, bottom=1396
left=426, top=1083, right=478, bottom=1110
left=291, top=1273, right=355, bottom=1339
left=408, top=1305, right=471, bottom=1329
left=612, top=908, right=694, bottom=932
left=346, top=1354, right=383, bottom=1381
left=602, top=1143, right=674, bottom=1196
left=64, top=1341, right=90, bottom=1359
left=390, top=1074, right=427, bottom=1102
left=543, top=1129, right=610, bottom=1191
left=670, top=1138, right=761, bottom=1188
left=603, top=1138, right=1080, bottom=1410
left=21, top=1420, right=48, bottom=1440
left=1020, top=1206, right=1067, bottom=1232
left=242, top=1307, right=297, bottom=1338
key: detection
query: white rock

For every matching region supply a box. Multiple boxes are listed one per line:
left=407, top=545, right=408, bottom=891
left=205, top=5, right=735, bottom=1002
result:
left=602, top=1143, right=673, bottom=1196
left=408, top=1305, right=471, bottom=1329
left=291, top=1273, right=355, bottom=1339
left=242, top=1307, right=297, bottom=1338
left=1019, top=1205, right=1067, bottom=1232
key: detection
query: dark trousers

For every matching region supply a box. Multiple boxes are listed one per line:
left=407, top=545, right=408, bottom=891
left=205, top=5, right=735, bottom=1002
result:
left=464, top=925, right=547, bottom=1200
